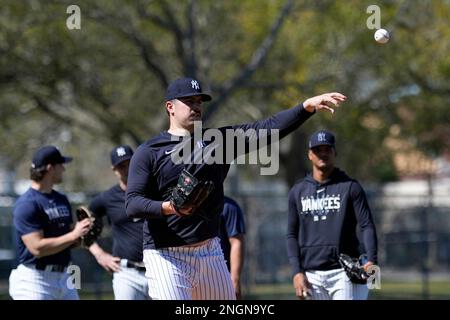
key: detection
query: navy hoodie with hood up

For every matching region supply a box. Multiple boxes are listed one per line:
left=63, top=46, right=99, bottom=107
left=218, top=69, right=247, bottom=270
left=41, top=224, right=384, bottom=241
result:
left=286, top=168, right=377, bottom=276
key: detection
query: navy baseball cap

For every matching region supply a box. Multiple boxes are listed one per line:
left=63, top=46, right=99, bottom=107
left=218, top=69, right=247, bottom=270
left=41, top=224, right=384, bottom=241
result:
left=309, top=130, right=336, bottom=149
left=165, top=77, right=212, bottom=102
left=31, top=145, right=73, bottom=169
left=110, top=145, right=134, bottom=167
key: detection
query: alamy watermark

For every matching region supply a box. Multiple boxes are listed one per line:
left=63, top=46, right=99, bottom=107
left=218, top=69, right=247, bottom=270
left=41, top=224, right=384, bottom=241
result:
left=65, top=4, right=383, bottom=33
left=169, top=121, right=280, bottom=175
left=66, top=5, right=81, bottom=30
left=366, top=5, right=381, bottom=30
left=366, top=264, right=381, bottom=289
left=66, top=264, right=81, bottom=290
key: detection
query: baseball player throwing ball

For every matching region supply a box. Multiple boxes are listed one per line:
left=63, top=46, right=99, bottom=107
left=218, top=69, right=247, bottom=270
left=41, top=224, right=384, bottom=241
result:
left=126, top=77, right=347, bottom=300
left=286, top=130, right=378, bottom=300
left=9, top=146, right=92, bottom=300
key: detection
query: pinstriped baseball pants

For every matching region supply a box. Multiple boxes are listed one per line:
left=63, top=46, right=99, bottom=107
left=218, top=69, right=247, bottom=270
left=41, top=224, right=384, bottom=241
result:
left=143, top=237, right=236, bottom=300
left=306, top=268, right=369, bottom=300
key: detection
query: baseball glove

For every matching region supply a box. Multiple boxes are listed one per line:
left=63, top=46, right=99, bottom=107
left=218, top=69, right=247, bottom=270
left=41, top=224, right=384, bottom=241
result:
left=75, top=206, right=103, bottom=248
left=170, top=169, right=214, bottom=216
left=338, top=253, right=369, bottom=284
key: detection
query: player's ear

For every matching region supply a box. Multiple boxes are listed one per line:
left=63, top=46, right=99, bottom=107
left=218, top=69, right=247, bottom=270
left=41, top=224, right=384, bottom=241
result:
left=307, top=149, right=313, bottom=161
left=111, top=166, right=120, bottom=177
left=166, top=100, right=174, bottom=115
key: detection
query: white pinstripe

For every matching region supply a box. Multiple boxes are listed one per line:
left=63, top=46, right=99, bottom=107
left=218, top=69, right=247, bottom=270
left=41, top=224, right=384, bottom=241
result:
left=305, top=268, right=369, bottom=300
left=9, top=264, right=79, bottom=300
left=143, top=237, right=235, bottom=300
left=112, top=266, right=150, bottom=300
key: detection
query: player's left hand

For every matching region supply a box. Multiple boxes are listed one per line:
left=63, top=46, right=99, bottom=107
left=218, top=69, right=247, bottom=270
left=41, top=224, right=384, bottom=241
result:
left=362, top=261, right=375, bottom=273
left=303, top=92, right=347, bottom=114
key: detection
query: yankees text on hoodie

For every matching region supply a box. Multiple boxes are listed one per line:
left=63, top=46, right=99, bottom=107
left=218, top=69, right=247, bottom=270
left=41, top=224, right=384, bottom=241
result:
left=286, top=168, right=377, bottom=275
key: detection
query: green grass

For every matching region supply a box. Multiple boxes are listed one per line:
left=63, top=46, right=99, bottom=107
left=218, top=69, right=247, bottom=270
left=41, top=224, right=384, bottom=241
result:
left=244, top=280, right=450, bottom=300
left=79, top=292, right=114, bottom=300
left=370, top=281, right=450, bottom=300
left=2, top=280, right=450, bottom=300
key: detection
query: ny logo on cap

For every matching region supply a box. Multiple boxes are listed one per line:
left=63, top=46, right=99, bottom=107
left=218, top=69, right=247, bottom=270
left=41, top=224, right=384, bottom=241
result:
left=116, top=147, right=126, bottom=157
left=318, top=132, right=326, bottom=142
left=191, top=80, right=199, bottom=90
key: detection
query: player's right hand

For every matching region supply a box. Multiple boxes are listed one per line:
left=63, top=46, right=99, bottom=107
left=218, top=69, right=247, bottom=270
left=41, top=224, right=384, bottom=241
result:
left=293, top=273, right=312, bottom=300
left=232, top=279, right=242, bottom=300
left=72, top=218, right=92, bottom=239
left=95, top=251, right=121, bottom=273
left=303, top=92, right=347, bottom=114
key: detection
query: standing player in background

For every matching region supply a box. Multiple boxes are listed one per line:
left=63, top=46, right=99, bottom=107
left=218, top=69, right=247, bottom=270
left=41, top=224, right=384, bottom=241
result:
left=87, top=145, right=150, bottom=300
left=218, top=196, right=246, bottom=299
left=286, top=130, right=378, bottom=300
left=126, top=76, right=347, bottom=300
left=9, top=146, right=92, bottom=300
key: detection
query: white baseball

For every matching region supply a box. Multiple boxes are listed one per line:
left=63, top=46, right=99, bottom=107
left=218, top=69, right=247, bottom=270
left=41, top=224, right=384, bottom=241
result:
left=374, top=28, right=390, bottom=44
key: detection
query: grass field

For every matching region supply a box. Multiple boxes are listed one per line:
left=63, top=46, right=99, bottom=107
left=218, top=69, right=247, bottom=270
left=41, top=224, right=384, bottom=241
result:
left=2, top=280, right=449, bottom=300
left=244, top=280, right=450, bottom=300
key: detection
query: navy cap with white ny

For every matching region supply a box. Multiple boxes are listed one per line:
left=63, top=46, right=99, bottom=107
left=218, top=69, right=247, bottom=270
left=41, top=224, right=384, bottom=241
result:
left=165, top=77, right=212, bottom=102
left=308, top=130, right=336, bottom=149
left=111, top=145, right=134, bottom=167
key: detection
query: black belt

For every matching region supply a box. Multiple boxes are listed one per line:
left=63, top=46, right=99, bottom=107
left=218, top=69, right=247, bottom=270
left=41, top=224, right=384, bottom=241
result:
left=29, top=264, right=68, bottom=272
left=120, top=259, right=146, bottom=271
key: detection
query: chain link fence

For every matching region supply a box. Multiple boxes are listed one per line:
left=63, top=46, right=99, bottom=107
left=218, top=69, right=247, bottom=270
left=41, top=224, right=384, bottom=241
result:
left=1, top=181, right=449, bottom=299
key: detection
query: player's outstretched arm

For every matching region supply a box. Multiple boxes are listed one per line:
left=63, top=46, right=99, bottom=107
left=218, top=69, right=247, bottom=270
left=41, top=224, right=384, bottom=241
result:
left=303, top=92, right=347, bottom=114
left=229, top=92, right=347, bottom=151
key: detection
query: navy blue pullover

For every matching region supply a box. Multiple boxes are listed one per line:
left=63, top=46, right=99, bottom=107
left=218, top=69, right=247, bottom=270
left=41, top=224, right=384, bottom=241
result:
left=286, top=168, right=378, bottom=276
left=89, top=185, right=144, bottom=262
left=126, top=104, right=313, bottom=249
